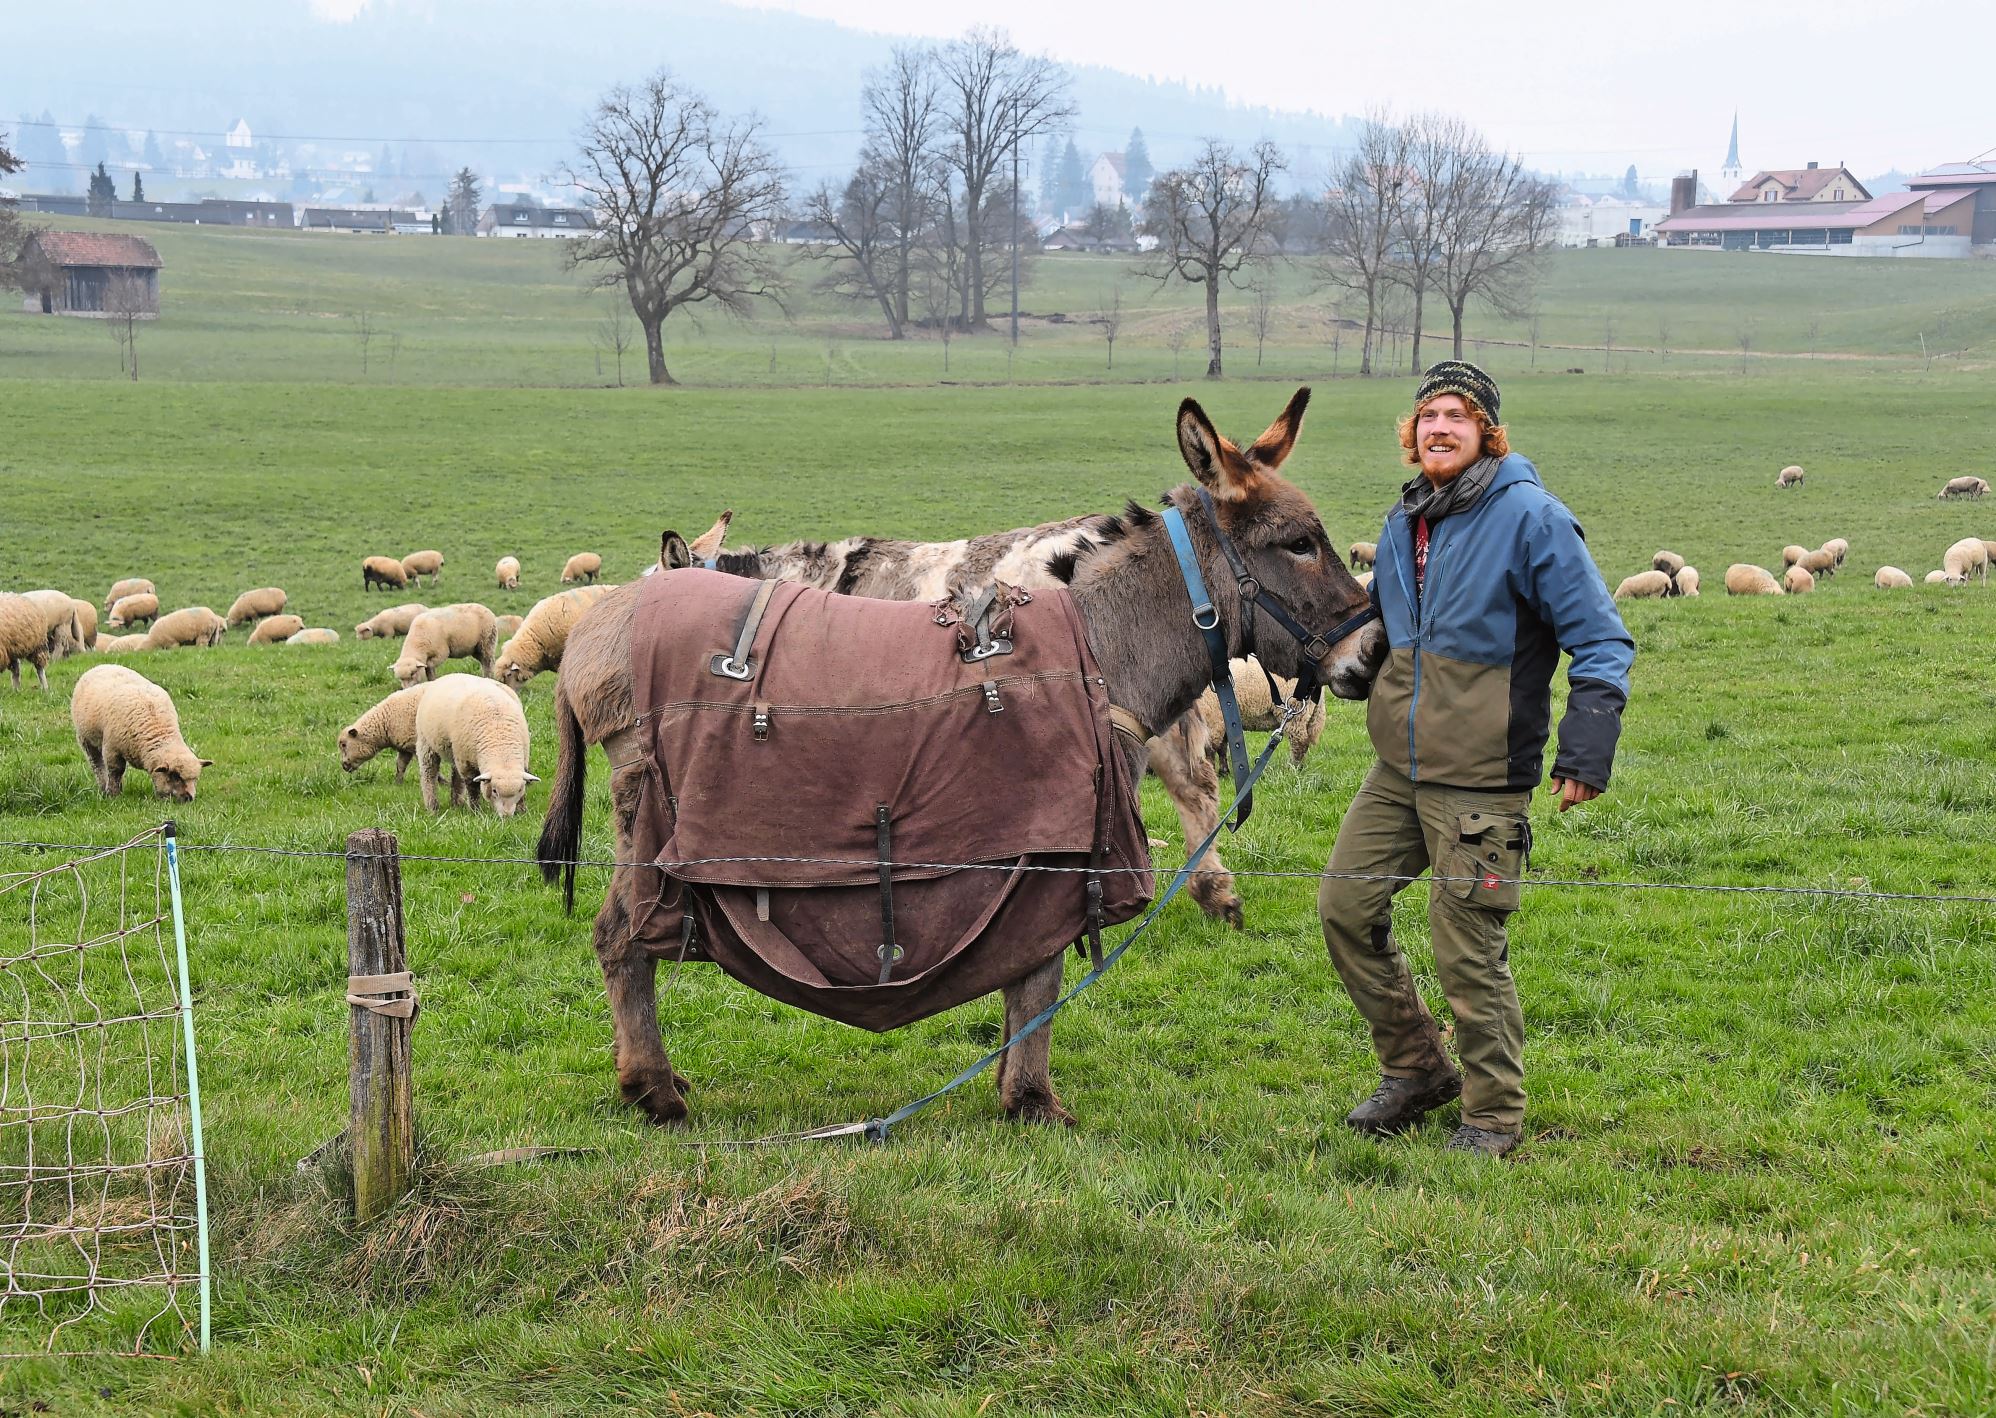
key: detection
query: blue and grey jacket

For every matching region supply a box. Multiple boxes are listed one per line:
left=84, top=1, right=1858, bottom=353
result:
left=1366, top=453, right=1634, bottom=791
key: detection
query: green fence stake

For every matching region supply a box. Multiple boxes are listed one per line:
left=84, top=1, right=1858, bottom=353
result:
left=163, top=821, right=212, bottom=1355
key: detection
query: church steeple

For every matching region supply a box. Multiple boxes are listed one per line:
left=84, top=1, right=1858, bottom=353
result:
left=1722, top=112, right=1742, bottom=182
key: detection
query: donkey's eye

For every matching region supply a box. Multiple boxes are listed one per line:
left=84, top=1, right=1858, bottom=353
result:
left=1287, top=536, right=1317, bottom=556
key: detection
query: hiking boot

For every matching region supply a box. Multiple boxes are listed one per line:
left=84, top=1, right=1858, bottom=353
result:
left=1445, top=1124, right=1521, bottom=1158
left=1344, top=1067, right=1462, bottom=1136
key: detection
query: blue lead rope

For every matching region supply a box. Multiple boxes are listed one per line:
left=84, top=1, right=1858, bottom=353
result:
left=857, top=717, right=1294, bottom=1144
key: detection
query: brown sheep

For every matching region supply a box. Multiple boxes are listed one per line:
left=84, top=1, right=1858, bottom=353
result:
left=363, top=556, right=410, bottom=592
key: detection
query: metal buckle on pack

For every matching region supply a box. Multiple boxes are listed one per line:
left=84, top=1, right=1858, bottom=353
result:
left=752, top=704, right=771, bottom=741
left=962, top=637, right=1012, bottom=662
left=982, top=680, right=1004, bottom=714
left=711, top=653, right=754, bottom=681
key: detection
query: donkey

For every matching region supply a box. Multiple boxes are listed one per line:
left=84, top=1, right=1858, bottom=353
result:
left=538, top=388, right=1379, bottom=1127
left=655, top=511, right=1259, bottom=928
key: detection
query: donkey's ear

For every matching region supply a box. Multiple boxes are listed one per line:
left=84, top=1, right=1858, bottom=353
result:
left=688, top=509, right=734, bottom=560
left=1177, top=399, right=1256, bottom=502
left=1245, top=387, right=1310, bottom=471
left=660, top=532, right=692, bottom=570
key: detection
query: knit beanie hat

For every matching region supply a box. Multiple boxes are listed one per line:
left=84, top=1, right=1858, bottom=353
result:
left=1414, top=360, right=1500, bottom=425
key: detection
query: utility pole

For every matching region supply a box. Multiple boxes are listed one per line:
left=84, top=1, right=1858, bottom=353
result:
left=1010, top=98, right=1021, bottom=347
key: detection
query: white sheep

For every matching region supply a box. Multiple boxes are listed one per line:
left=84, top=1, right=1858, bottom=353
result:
left=68, top=598, right=98, bottom=650
left=392, top=603, right=498, bottom=687
left=1938, top=476, right=1990, bottom=499
left=1615, top=570, right=1676, bottom=600
left=106, top=592, right=160, bottom=629
left=354, top=602, right=428, bottom=640
left=1874, top=567, right=1913, bottom=589
left=1982, top=540, right=1996, bottom=565
left=1942, top=538, right=1989, bottom=584
left=143, top=606, right=227, bottom=650
left=560, top=552, right=602, bottom=584
left=287, top=628, right=340, bottom=645
left=1675, top=566, right=1701, bottom=597
left=1195, top=658, right=1326, bottom=769
left=247, top=614, right=306, bottom=645
left=495, top=556, right=521, bottom=590
left=1725, top=564, right=1783, bottom=596
left=495, top=613, right=523, bottom=638
left=225, top=587, right=288, bottom=626
left=1355, top=570, right=1373, bottom=591
left=413, top=674, right=535, bottom=817
left=1783, top=565, right=1816, bottom=594
left=1347, top=542, right=1377, bottom=570
left=1822, top=537, right=1849, bottom=567
left=339, top=683, right=430, bottom=781
left=1798, top=548, right=1838, bottom=579
left=71, top=663, right=211, bottom=800
left=1926, top=569, right=1964, bottom=587
left=23, top=590, right=83, bottom=659
left=401, top=549, right=444, bottom=585
left=1780, top=544, right=1809, bottom=570
left=97, top=633, right=149, bottom=654
left=493, top=585, right=614, bottom=688
left=0, top=593, right=54, bottom=689
left=1776, top=465, right=1805, bottom=489
left=363, top=555, right=410, bottom=592
left=1651, top=550, right=1685, bottom=577
left=103, top=577, right=154, bottom=614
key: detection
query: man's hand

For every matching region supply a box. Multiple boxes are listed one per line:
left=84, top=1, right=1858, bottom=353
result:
left=1549, top=776, right=1600, bottom=812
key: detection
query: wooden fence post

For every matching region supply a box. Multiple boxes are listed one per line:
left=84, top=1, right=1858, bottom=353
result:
left=346, top=828, right=413, bottom=1222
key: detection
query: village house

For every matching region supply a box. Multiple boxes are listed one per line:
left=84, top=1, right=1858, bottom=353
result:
left=16, top=231, right=162, bottom=316
left=300, top=206, right=415, bottom=233
left=1089, top=152, right=1128, bottom=211
left=1654, top=160, right=1982, bottom=258
left=476, top=204, right=597, bottom=237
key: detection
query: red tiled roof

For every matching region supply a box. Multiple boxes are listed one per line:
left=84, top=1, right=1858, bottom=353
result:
left=1656, top=190, right=1917, bottom=233
left=1727, top=167, right=1867, bottom=204
left=27, top=231, right=164, bottom=269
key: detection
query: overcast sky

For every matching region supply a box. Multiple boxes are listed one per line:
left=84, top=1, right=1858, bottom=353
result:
left=739, top=0, right=1990, bottom=178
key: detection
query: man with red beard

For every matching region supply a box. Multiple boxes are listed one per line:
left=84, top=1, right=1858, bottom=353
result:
left=1320, top=361, right=1633, bottom=1157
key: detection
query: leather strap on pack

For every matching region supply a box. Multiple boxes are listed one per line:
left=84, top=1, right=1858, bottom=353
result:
left=711, top=579, right=779, bottom=681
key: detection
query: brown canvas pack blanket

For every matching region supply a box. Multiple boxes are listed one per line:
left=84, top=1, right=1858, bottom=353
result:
left=627, top=568, right=1153, bottom=1031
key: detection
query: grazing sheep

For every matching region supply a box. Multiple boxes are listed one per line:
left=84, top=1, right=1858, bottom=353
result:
left=1725, top=564, right=1783, bottom=596
left=1983, top=540, right=1996, bottom=565
left=23, top=590, right=84, bottom=659
left=492, top=585, right=613, bottom=688
left=401, top=549, right=444, bottom=585
left=106, top=592, right=159, bottom=629
left=1874, top=567, right=1914, bottom=589
left=560, top=552, right=602, bottom=584
left=1783, top=565, right=1816, bottom=595
left=224, top=587, right=288, bottom=626
left=103, top=577, right=154, bottom=614
left=142, top=606, right=227, bottom=651
left=1780, top=545, right=1809, bottom=570
left=494, top=613, right=523, bottom=638
left=68, top=599, right=98, bottom=650
left=1938, top=476, right=1990, bottom=499
left=339, top=683, right=431, bottom=781
left=413, top=674, right=535, bottom=818
left=363, top=555, right=410, bottom=592
left=1675, top=566, right=1701, bottom=597
left=247, top=614, right=306, bottom=645
left=0, top=593, right=54, bottom=689
left=354, top=602, right=427, bottom=641
left=1652, top=550, right=1685, bottom=576
left=495, top=556, right=521, bottom=589
left=1195, top=658, right=1325, bottom=769
left=1355, top=570, right=1373, bottom=592
left=1926, top=569, right=1963, bottom=587
left=1822, top=537, right=1849, bottom=567
left=1942, top=537, right=1989, bottom=584
left=287, top=628, right=340, bottom=645
left=1614, top=570, right=1676, bottom=600
left=1798, top=548, right=1838, bottom=579
left=392, top=603, right=499, bottom=687
left=97, top=633, right=149, bottom=653
left=1776, top=465, right=1805, bottom=489
left=1347, top=542, right=1377, bottom=571
left=70, top=663, right=211, bottom=801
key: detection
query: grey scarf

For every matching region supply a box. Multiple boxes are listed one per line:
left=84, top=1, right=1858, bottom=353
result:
left=1400, top=454, right=1500, bottom=526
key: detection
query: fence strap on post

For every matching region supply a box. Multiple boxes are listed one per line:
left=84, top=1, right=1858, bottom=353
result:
left=345, top=829, right=413, bottom=1224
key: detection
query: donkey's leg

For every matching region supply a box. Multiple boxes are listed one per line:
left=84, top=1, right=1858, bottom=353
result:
left=997, top=955, right=1074, bottom=1126
left=594, top=760, right=690, bottom=1123
left=1148, top=711, right=1244, bottom=928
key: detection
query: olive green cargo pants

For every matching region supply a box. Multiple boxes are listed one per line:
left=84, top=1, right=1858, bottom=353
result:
left=1318, top=760, right=1533, bottom=1132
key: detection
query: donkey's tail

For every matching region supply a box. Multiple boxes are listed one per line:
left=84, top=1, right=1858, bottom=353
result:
left=536, top=676, right=588, bottom=913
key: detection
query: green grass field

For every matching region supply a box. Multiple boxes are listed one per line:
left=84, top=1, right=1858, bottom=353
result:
left=1, top=230, right=1994, bottom=1413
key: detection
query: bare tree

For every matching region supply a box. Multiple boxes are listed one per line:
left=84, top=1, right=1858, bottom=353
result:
left=565, top=71, right=788, bottom=385
left=103, top=272, right=150, bottom=380
left=861, top=44, right=943, bottom=331
left=1656, top=314, right=1670, bottom=365
left=1391, top=112, right=1467, bottom=372
left=1097, top=284, right=1124, bottom=370
left=1603, top=314, right=1615, bottom=374
left=353, top=309, right=376, bottom=375
left=1164, top=317, right=1192, bottom=380
left=1432, top=132, right=1557, bottom=358
left=1314, top=112, right=1410, bottom=376
left=805, top=162, right=905, bottom=336
left=934, top=28, right=1072, bottom=328
left=1325, top=300, right=1346, bottom=375
left=1140, top=138, right=1285, bottom=378
left=917, top=266, right=954, bottom=372
left=593, top=300, right=634, bottom=385
left=1246, top=274, right=1276, bottom=367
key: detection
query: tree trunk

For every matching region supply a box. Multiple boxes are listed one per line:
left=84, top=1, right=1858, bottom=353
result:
left=1359, top=284, right=1377, bottom=376
left=1204, top=276, right=1223, bottom=379
left=643, top=316, right=675, bottom=386
left=1410, top=285, right=1425, bottom=373
left=1452, top=302, right=1466, bottom=359
left=965, top=205, right=985, bottom=325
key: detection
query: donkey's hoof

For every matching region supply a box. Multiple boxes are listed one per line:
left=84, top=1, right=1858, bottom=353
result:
left=622, top=1075, right=690, bottom=1125
left=1006, top=1090, right=1076, bottom=1127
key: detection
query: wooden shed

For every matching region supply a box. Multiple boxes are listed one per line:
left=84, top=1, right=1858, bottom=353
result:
left=17, top=231, right=163, bottom=316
